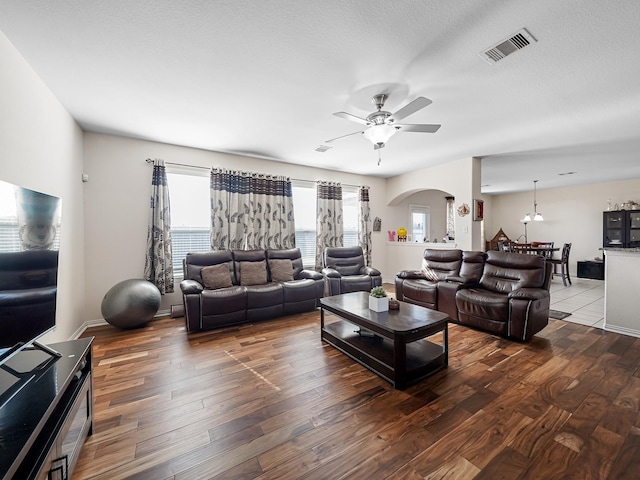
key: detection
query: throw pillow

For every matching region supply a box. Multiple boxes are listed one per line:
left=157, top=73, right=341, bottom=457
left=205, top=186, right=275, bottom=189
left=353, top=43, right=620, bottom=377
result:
left=269, top=259, right=294, bottom=282
left=240, top=260, right=268, bottom=286
left=201, top=263, right=233, bottom=289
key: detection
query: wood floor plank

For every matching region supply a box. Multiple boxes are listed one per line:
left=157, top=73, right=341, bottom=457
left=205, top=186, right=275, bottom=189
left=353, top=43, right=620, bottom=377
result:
left=74, top=307, right=640, bottom=479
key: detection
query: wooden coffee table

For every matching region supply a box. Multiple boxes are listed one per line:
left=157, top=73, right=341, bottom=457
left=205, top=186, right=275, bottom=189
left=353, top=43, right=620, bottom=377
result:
left=320, top=292, right=449, bottom=390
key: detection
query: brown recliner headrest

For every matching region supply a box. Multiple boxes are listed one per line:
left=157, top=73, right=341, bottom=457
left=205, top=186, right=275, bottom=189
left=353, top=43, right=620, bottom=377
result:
left=480, top=251, right=545, bottom=293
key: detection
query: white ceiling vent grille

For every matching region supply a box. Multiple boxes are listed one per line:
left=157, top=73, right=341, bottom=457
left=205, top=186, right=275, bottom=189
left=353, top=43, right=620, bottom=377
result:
left=315, top=145, right=332, bottom=153
left=480, top=28, right=537, bottom=64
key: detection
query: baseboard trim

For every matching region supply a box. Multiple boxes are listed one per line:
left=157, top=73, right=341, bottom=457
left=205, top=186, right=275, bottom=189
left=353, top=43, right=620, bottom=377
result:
left=69, top=311, right=172, bottom=340
left=604, top=323, right=640, bottom=338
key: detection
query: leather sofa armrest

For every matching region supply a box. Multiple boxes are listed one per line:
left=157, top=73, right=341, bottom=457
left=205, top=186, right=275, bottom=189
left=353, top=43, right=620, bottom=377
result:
left=299, top=269, right=323, bottom=281
left=322, top=267, right=341, bottom=278
left=360, top=266, right=381, bottom=277
left=508, top=288, right=549, bottom=301
left=445, top=275, right=479, bottom=286
left=396, top=270, right=426, bottom=280
left=180, top=279, right=204, bottom=294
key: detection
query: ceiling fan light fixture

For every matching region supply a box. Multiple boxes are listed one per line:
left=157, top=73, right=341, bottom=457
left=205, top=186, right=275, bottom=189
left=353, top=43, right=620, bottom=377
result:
left=521, top=214, right=531, bottom=223
left=533, top=212, right=544, bottom=221
left=363, top=124, right=397, bottom=146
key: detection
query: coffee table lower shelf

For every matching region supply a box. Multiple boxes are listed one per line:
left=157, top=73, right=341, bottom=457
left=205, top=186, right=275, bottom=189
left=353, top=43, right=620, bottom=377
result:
left=322, top=319, right=446, bottom=390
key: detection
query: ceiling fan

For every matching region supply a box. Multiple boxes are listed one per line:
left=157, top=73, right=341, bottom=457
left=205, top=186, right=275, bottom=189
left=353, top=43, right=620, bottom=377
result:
left=325, top=94, right=441, bottom=152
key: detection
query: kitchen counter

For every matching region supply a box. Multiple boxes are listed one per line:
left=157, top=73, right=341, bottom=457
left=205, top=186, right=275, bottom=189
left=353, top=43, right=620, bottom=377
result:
left=602, top=248, right=640, bottom=337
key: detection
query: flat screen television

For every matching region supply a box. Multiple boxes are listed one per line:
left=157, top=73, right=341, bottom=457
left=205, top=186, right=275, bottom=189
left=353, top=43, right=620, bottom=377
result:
left=0, top=179, right=61, bottom=370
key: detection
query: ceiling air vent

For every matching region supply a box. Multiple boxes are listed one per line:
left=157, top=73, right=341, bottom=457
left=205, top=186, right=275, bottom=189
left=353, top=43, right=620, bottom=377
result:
left=315, top=145, right=332, bottom=153
left=480, top=28, right=536, bottom=64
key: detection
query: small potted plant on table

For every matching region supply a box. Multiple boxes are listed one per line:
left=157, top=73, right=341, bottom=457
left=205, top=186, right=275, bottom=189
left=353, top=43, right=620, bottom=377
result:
left=369, top=286, right=389, bottom=312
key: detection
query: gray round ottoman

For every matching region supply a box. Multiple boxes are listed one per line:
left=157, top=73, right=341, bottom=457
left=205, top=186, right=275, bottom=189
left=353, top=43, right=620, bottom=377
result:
left=101, top=279, right=161, bottom=329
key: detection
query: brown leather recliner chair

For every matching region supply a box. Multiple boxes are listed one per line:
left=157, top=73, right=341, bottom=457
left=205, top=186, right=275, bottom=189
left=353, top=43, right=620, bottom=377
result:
left=322, top=246, right=382, bottom=296
left=394, top=249, right=463, bottom=310
left=455, top=251, right=551, bottom=341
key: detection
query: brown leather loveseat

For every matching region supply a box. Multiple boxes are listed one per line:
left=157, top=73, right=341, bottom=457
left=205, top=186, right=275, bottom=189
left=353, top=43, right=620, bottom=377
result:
left=180, top=248, right=323, bottom=332
left=395, top=249, right=551, bottom=341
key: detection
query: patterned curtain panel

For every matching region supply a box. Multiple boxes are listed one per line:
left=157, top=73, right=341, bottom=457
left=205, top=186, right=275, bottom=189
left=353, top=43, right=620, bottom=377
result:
left=315, top=181, right=344, bottom=270
left=144, top=159, right=174, bottom=294
left=445, top=196, right=456, bottom=239
left=210, top=169, right=295, bottom=250
left=358, top=186, right=372, bottom=266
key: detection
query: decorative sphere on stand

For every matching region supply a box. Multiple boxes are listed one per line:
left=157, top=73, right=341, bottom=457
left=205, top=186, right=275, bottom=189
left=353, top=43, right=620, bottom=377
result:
left=101, top=279, right=161, bottom=329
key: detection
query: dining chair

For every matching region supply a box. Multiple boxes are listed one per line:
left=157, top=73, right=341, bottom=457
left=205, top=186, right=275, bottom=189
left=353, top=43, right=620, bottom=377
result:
left=497, top=241, right=510, bottom=252
left=549, top=243, right=572, bottom=286
left=532, top=241, right=554, bottom=258
left=510, top=243, right=532, bottom=254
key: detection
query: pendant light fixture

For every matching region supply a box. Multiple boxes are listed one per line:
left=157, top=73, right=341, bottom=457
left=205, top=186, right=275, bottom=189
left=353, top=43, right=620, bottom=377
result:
left=522, top=180, right=544, bottom=224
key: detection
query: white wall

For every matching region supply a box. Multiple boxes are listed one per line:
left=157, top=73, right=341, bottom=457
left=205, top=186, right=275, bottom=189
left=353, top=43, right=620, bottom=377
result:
left=0, top=31, right=86, bottom=343
left=82, top=133, right=390, bottom=320
left=386, top=157, right=483, bottom=251
left=486, top=178, right=640, bottom=274
left=386, top=189, right=450, bottom=242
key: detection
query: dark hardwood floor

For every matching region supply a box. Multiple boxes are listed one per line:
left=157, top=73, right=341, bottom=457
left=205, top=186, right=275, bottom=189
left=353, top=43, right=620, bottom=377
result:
left=75, top=307, right=640, bottom=479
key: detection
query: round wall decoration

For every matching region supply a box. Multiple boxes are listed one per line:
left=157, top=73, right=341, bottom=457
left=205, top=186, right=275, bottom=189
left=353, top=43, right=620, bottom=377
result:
left=457, top=203, right=470, bottom=217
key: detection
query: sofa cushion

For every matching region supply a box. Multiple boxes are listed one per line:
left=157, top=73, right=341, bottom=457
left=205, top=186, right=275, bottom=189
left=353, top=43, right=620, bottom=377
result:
left=268, top=259, right=294, bottom=282
left=402, top=279, right=438, bottom=306
left=239, top=260, right=268, bottom=286
left=201, top=263, right=233, bottom=289
left=456, top=288, right=509, bottom=323
left=422, top=249, right=463, bottom=281
left=340, top=275, right=373, bottom=293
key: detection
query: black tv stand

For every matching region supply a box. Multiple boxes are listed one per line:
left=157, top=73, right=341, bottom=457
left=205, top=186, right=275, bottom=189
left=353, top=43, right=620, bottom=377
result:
left=31, top=340, right=63, bottom=358
left=0, top=337, right=93, bottom=480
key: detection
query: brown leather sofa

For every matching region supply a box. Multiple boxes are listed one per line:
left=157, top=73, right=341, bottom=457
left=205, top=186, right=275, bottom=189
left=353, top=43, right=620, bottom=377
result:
left=180, top=248, right=323, bottom=332
left=321, top=246, right=382, bottom=295
left=395, top=249, right=551, bottom=341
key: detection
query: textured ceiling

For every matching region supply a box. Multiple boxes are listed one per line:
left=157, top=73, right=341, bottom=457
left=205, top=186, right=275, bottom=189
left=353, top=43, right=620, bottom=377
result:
left=1, top=0, right=639, bottom=194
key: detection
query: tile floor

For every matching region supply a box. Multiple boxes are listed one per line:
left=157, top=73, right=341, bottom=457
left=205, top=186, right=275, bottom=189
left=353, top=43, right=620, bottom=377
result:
left=549, top=276, right=604, bottom=329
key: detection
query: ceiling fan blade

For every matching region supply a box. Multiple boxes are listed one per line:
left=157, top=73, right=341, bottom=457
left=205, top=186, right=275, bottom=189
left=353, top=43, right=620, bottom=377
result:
left=325, top=130, right=364, bottom=143
left=333, top=112, right=370, bottom=125
left=388, top=97, right=432, bottom=123
left=395, top=123, right=441, bottom=133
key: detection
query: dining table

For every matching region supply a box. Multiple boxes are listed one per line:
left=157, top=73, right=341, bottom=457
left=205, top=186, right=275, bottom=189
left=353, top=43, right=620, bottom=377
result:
left=510, top=243, right=559, bottom=259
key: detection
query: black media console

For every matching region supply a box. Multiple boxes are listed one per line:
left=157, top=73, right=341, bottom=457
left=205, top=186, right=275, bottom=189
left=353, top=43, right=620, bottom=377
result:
left=0, top=337, right=93, bottom=480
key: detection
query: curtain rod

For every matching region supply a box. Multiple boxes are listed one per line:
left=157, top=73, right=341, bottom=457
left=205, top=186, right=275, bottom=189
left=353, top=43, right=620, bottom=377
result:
left=145, top=158, right=209, bottom=171
left=145, top=158, right=363, bottom=188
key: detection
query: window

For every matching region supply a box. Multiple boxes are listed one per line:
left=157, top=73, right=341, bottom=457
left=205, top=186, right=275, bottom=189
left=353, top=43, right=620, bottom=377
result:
left=292, top=182, right=359, bottom=268
left=409, top=205, right=431, bottom=242
left=292, top=181, right=316, bottom=268
left=342, top=186, right=359, bottom=248
left=0, top=187, right=20, bottom=252
left=166, top=168, right=211, bottom=278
